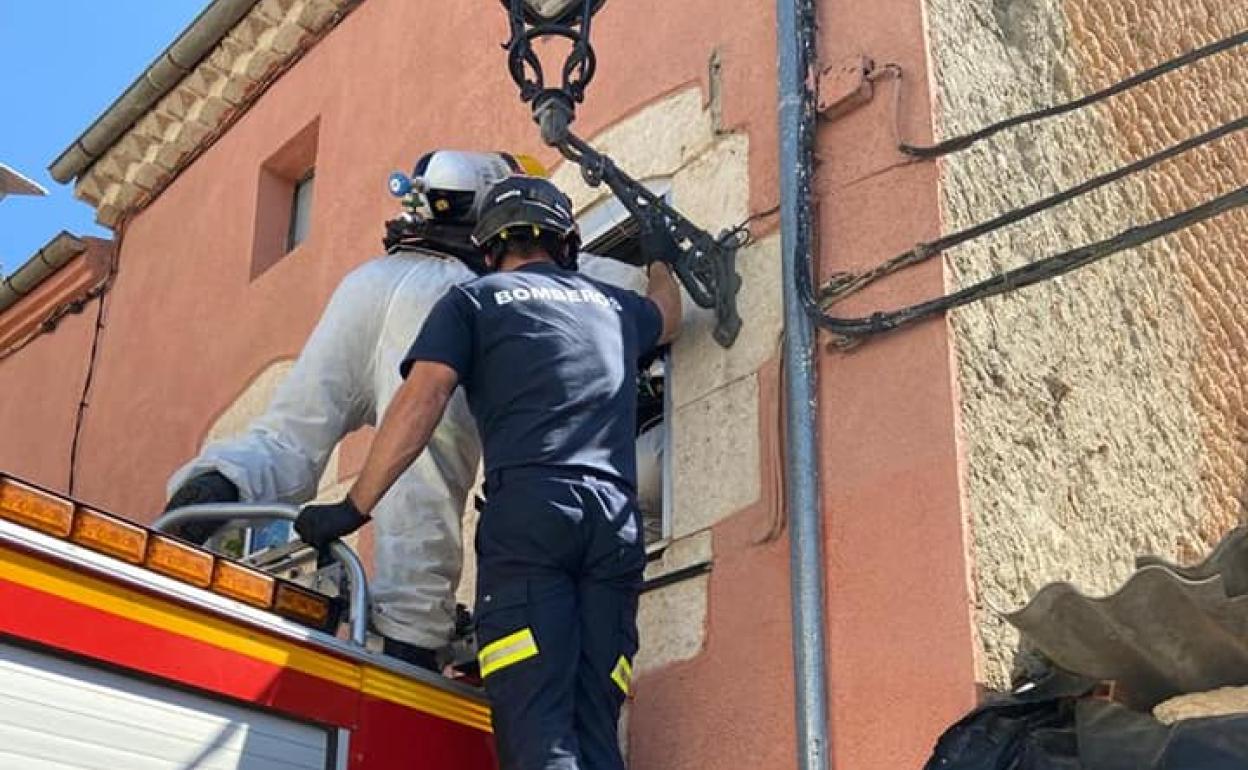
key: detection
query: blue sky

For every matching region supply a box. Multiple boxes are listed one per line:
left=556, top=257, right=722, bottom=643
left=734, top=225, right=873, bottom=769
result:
left=0, top=2, right=209, bottom=274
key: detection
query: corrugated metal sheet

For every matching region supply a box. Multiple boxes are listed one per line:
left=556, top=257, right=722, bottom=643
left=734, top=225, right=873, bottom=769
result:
left=1006, top=527, right=1248, bottom=711
left=1135, top=527, right=1248, bottom=596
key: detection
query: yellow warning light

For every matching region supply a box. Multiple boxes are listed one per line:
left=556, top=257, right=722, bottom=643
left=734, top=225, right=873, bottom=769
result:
left=213, top=560, right=276, bottom=608
left=146, top=535, right=215, bottom=588
left=0, top=477, right=74, bottom=538
left=274, top=581, right=332, bottom=628
left=71, top=508, right=147, bottom=564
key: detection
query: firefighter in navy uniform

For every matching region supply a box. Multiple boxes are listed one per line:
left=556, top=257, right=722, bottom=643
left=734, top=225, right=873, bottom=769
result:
left=296, top=175, right=682, bottom=769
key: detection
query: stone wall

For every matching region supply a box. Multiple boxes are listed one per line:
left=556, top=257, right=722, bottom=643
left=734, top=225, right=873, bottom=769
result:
left=926, top=0, right=1248, bottom=684
left=552, top=86, right=781, bottom=676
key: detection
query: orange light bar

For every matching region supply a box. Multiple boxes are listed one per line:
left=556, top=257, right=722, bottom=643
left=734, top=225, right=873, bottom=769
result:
left=213, top=560, right=276, bottom=608
left=274, top=581, right=332, bottom=628
left=0, top=477, right=74, bottom=537
left=146, top=535, right=214, bottom=588
left=71, top=508, right=147, bottom=564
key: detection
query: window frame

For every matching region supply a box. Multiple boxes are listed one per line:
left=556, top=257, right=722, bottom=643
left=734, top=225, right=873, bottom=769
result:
left=251, top=117, right=320, bottom=280
left=286, top=169, right=316, bottom=253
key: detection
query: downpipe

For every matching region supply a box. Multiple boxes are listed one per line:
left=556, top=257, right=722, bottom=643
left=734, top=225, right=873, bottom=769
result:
left=777, top=0, right=832, bottom=768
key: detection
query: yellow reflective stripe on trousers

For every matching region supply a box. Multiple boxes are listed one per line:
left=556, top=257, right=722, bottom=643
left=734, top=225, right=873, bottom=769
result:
left=610, top=655, right=633, bottom=695
left=479, top=628, right=539, bottom=677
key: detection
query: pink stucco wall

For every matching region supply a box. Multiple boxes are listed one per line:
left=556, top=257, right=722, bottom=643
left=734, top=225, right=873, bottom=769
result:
left=0, top=297, right=96, bottom=491
left=0, top=238, right=113, bottom=492
left=813, top=0, right=980, bottom=765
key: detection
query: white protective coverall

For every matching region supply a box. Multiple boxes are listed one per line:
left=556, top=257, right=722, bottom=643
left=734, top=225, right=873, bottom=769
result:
left=169, top=249, right=651, bottom=649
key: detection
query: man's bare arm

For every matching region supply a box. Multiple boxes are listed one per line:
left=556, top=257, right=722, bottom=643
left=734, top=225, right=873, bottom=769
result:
left=347, top=361, right=459, bottom=514
left=647, top=262, right=682, bottom=345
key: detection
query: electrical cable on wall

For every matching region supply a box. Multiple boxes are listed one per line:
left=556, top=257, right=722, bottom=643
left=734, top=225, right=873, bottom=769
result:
left=822, top=113, right=1248, bottom=307
left=821, top=184, right=1248, bottom=340
left=808, top=29, right=1248, bottom=346
left=0, top=292, right=94, bottom=362
left=67, top=215, right=127, bottom=496
left=898, top=29, right=1248, bottom=159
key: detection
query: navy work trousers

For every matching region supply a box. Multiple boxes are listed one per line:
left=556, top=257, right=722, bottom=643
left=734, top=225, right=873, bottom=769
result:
left=475, top=469, right=646, bottom=770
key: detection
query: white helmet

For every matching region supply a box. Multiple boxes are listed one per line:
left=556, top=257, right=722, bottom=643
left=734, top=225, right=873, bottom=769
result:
left=388, top=151, right=547, bottom=223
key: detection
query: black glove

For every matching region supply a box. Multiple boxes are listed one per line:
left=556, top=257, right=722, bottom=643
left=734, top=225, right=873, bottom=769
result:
left=295, top=497, right=370, bottom=551
left=165, top=471, right=240, bottom=544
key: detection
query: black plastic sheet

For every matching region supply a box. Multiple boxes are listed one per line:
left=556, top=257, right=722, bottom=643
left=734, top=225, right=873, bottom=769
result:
left=923, top=672, right=1248, bottom=769
left=1078, top=701, right=1248, bottom=770
left=923, top=671, right=1091, bottom=770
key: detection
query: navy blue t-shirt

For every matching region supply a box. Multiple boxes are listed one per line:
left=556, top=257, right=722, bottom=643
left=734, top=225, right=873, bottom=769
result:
left=402, top=262, right=663, bottom=487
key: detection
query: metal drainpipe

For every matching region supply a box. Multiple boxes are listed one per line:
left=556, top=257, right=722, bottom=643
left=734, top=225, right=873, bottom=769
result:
left=777, top=0, right=831, bottom=767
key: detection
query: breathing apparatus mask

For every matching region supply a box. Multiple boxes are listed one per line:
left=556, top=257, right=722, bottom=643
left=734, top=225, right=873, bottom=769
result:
left=383, top=151, right=547, bottom=274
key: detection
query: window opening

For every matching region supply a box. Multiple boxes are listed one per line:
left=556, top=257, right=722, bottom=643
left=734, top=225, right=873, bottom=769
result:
left=251, top=118, right=319, bottom=280
left=580, top=181, right=673, bottom=550
left=287, top=171, right=315, bottom=252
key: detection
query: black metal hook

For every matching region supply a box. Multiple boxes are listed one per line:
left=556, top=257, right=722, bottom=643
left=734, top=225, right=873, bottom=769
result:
left=560, top=134, right=743, bottom=346
left=501, top=0, right=742, bottom=346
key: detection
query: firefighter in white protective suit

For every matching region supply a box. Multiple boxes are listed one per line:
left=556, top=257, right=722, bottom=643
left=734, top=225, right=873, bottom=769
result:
left=166, top=150, right=660, bottom=672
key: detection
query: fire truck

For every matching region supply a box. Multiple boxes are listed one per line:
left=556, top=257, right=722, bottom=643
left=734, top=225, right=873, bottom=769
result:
left=0, top=473, right=497, bottom=769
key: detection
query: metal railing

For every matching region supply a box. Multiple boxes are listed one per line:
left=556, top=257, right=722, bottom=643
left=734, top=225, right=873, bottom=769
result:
left=152, top=502, right=370, bottom=645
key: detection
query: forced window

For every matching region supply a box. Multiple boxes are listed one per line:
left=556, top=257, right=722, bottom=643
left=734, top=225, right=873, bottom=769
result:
left=579, top=181, right=674, bottom=550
